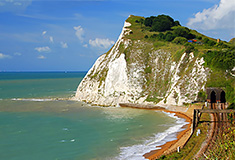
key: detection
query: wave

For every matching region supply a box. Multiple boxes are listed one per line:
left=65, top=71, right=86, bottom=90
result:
left=11, top=98, right=61, bottom=102
left=116, top=111, right=189, bottom=160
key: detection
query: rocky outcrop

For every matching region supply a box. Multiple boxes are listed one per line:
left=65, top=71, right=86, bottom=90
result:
left=73, top=16, right=209, bottom=107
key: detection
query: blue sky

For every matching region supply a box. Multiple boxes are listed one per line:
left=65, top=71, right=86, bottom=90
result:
left=0, top=0, right=234, bottom=71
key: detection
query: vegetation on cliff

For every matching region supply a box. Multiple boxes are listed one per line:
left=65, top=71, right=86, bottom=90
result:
left=125, top=15, right=234, bottom=104
left=144, top=15, right=180, bottom=32
left=129, top=15, right=233, bottom=51
left=229, top=38, right=235, bottom=45
left=80, top=14, right=234, bottom=107
left=203, top=47, right=235, bottom=104
left=207, top=124, right=235, bottom=159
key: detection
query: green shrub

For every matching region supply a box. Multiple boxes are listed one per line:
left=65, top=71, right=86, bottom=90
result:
left=207, top=40, right=216, bottom=46
left=157, top=33, right=165, bottom=40
left=172, top=37, right=187, bottom=44
left=150, top=34, right=158, bottom=39
left=197, top=36, right=202, bottom=40
left=172, top=26, right=195, bottom=39
left=203, top=37, right=209, bottom=43
left=184, top=43, right=195, bottom=53
left=173, top=26, right=189, bottom=37
left=203, top=37, right=216, bottom=46
left=165, top=32, right=175, bottom=41
left=203, top=47, right=235, bottom=71
left=228, top=103, right=235, bottom=109
left=207, top=126, right=235, bottom=159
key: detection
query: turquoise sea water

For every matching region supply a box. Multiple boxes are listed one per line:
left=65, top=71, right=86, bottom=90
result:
left=0, top=72, right=187, bottom=160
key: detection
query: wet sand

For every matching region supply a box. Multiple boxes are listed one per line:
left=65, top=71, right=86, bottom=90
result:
left=120, top=103, right=195, bottom=160
left=143, top=110, right=192, bottom=160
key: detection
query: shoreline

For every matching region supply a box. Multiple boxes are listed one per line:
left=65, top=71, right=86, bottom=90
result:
left=143, top=110, right=192, bottom=160
left=119, top=103, right=193, bottom=160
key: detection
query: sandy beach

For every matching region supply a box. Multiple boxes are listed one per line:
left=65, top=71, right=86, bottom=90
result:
left=143, top=110, right=192, bottom=160
left=120, top=103, right=200, bottom=160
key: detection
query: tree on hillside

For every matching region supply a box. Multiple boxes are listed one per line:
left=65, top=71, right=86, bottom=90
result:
left=144, top=16, right=155, bottom=27
left=173, top=26, right=195, bottom=39
left=139, top=18, right=144, bottom=27
left=152, top=15, right=175, bottom=32
left=173, top=27, right=189, bottom=37
left=144, top=14, right=180, bottom=32
left=174, top=20, right=181, bottom=26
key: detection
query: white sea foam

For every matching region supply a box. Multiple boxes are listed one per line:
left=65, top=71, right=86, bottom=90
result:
left=116, top=111, right=189, bottom=160
left=11, top=98, right=59, bottom=102
left=62, top=128, right=69, bottom=131
left=60, top=139, right=76, bottom=143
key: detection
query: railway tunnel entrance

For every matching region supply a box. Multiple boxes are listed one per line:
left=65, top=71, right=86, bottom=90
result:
left=206, top=88, right=226, bottom=109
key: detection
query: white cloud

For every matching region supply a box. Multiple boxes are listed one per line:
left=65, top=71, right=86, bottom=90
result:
left=35, top=46, right=51, bottom=52
left=14, top=2, right=22, bottom=6
left=74, top=13, right=83, bottom=19
left=83, top=44, right=88, bottom=48
left=14, top=52, right=22, bottom=56
left=49, top=36, right=54, bottom=43
left=187, top=0, right=235, bottom=30
left=42, top=31, right=47, bottom=36
left=37, top=55, right=46, bottom=59
left=61, top=42, right=68, bottom=48
left=89, top=38, right=115, bottom=49
left=0, top=53, right=11, bottom=59
left=73, top=25, right=84, bottom=42
left=0, top=0, right=32, bottom=13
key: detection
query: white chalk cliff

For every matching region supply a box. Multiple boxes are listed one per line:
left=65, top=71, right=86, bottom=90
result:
left=73, top=16, right=209, bottom=107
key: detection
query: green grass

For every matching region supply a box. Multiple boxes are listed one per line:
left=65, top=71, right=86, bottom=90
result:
left=229, top=38, right=235, bottom=45
left=126, top=15, right=232, bottom=51
left=206, top=70, right=235, bottom=104
left=145, top=94, right=162, bottom=103
left=172, top=48, right=185, bottom=62
left=206, top=125, right=235, bottom=160
left=125, top=15, right=146, bottom=40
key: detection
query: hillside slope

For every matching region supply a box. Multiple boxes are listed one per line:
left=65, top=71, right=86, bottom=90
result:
left=73, top=15, right=234, bottom=107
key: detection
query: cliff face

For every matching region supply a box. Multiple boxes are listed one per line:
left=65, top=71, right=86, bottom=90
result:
left=73, top=16, right=209, bottom=107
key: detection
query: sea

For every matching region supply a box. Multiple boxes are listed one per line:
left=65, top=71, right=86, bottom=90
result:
left=0, top=72, right=188, bottom=160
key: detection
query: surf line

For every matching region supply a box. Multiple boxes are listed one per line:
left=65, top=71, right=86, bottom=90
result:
left=11, top=97, right=71, bottom=102
left=119, top=103, right=192, bottom=160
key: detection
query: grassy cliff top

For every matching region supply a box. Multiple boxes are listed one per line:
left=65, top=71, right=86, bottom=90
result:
left=229, top=38, right=235, bottom=45
left=125, top=15, right=232, bottom=52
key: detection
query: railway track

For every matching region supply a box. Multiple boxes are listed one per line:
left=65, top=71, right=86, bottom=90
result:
left=201, top=103, right=229, bottom=159
left=192, top=103, right=232, bottom=159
